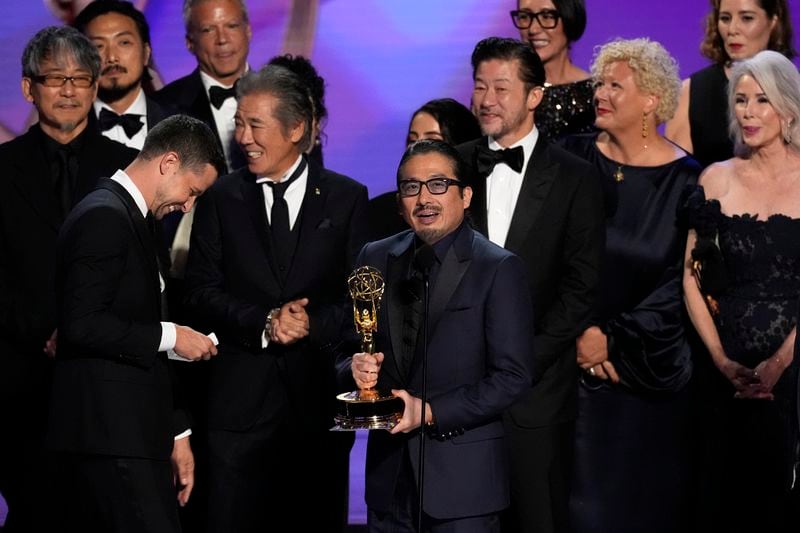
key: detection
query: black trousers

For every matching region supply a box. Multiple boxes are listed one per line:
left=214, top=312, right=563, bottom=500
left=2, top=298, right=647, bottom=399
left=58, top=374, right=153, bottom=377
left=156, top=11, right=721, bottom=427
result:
left=53, top=453, right=180, bottom=533
left=503, top=419, right=574, bottom=533
left=367, top=446, right=501, bottom=533
left=206, top=420, right=353, bottom=533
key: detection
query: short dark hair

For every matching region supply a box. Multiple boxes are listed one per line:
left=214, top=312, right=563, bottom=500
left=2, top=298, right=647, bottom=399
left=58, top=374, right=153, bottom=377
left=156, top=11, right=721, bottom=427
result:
left=471, top=36, right=546, bottom=90
left=397, top=140, right=471, bottom=190
left=140, top=115, right=226, bottom=177
left=21, top=26, right=101, bottom=79
left=73, top=0, right=151, bottom=46
left=411, top=98, right=481, bottom=146
left=550, top=0, right=587, bottom=43
left=236, top=64, right=315, bottom=153
left=701, top=0, right=795, bottom=64
left=267, top=54, right=327, bottom=127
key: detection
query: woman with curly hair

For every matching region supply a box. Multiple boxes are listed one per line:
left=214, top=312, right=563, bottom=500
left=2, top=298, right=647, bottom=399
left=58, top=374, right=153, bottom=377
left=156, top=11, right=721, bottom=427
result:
left=560, top=38, right=701, bottom=533
left=683, top=50, right=800, bottom=532
left=665, top=0, right=795, bottom=168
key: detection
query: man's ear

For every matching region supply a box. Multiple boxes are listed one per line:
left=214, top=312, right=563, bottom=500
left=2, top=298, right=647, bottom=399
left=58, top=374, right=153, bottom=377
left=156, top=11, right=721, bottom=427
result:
left=159, top=151, right=181, bottom=176
left=21, top=77, right=34, bottom=104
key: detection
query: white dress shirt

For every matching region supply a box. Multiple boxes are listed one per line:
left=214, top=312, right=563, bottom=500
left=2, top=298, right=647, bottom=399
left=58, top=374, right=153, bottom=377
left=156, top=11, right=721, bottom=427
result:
left=94, top=88, right=148, bottom=150
left=200, top=69, right=243, bottom=170
left=485, top=126, right=539, bottom=247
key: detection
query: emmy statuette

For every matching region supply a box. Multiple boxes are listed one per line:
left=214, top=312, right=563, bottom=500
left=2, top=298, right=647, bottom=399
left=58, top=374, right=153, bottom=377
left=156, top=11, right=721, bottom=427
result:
left=333, top=266, right=403, bottom=430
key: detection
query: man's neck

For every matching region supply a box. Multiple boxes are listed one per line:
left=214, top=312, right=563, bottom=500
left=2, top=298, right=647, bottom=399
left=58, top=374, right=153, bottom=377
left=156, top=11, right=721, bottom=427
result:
left=40, top=119, right=88, bottom=145
left=492, top=121, right=535, bottom=149
left=201, top=67, right=244, bottom=88
left=100, top=85, right=143, bottom=115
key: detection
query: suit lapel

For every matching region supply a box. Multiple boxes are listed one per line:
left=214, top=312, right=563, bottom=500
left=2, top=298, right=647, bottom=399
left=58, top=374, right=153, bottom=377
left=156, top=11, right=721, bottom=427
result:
left=99, top=179, right=160, bottom=300
left=427, top=234, right=471, bottom=339
left=504, top=141, right=558, bottom=253
left=10, top=127, right=62, bottom=231
left=467, top=138, right=490, bottom=236
left=384, top=234, right=414, bottom=382
left=283, top=161, right=327, bottom=292
left=241, top=172, right=283, bottom=284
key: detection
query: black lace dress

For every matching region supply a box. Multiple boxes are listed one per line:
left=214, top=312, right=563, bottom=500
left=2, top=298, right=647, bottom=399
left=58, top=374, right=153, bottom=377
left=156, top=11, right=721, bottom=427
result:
left=537, top=78, right=596, bottom=142
left=685, top=186, right=800, bottom=532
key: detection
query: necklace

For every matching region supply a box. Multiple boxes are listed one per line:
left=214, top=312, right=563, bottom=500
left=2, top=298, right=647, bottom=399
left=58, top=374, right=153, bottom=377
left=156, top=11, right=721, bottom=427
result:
left=610, top=142, right=649, bottom=182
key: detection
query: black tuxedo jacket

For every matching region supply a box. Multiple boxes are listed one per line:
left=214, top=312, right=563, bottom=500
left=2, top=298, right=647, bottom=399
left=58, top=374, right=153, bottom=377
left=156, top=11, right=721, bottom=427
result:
left=183, top=160, right=369, bottom=432
left=458, top=137, right=605, bottom=427
left=0, top=125, right=137, bottom=401
left=47, top=179, right=184, bottom=460
left=337, top=225, right=535, bottom=519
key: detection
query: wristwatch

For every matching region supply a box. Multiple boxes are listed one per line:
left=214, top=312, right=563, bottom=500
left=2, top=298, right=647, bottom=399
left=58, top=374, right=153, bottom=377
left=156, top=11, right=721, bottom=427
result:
left=265, top=307, right=280, bottom=337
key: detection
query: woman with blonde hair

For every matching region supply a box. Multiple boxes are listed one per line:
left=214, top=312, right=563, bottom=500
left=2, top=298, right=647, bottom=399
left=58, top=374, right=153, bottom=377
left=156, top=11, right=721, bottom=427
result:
left=560, top=38, right=701, bottom=532
left=683, top=49, right=800, bottom=531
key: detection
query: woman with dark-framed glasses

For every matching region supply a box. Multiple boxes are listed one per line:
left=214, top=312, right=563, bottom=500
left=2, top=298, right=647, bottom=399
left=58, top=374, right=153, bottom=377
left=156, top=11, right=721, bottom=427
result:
left=510, top=0, right=595, bottom=141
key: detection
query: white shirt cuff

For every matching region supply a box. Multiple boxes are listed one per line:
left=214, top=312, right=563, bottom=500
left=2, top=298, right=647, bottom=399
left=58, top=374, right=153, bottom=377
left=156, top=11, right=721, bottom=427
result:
left=159, top=322, right=176, bottom=352
left=174, top=429, right=192, bottom=440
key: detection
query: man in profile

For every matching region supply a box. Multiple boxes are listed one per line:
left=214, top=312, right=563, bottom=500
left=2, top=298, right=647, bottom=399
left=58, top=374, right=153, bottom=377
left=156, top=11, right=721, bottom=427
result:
left=47, top=114, right=226, bottom=532
left=458, top=37, right=605, bottom=533
left=0, top=25, right=137, bottom=531
left=155, top=0, right=251, bottom=172
left=344, top=140, right=535, bottom=531
left=74, top=0, right=174, bottom=150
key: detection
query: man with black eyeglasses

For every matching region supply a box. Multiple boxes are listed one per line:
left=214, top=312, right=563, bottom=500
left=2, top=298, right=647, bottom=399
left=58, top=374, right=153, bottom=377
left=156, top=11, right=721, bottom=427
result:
left=340, top=140, right=535, bottom=532
left=0, top=26, right=136, bottom=532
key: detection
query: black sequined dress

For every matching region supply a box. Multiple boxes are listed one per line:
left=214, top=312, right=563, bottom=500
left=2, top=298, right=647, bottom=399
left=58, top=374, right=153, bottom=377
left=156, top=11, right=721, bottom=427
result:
left=685, top=186, right=800, bottom=531
left=537, top=78, right=596, bottom=142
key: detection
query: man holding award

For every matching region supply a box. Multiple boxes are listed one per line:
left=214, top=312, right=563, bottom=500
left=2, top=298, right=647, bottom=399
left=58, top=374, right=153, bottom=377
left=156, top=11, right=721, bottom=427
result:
left=342, top=140, right=536, bottom=532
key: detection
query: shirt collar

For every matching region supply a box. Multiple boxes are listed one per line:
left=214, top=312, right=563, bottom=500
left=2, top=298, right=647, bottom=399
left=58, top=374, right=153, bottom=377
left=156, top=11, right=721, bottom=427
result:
left=255, top=154, right=304, bottom=184
left=93, top=87, right=147, bottom=117
left=110, top=169, right=148, bottom=218
left=488, top=125, right=539, bottom=171
left=199, top=65, right=250, bottom=92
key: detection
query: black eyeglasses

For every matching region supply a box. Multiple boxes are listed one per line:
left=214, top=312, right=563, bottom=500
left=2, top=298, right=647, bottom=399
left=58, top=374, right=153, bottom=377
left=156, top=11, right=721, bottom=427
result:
left=510, top=9, right=560, bottom=30
left=30, top=74, right=95, bottom=88
left=398, top=178, right=465, bottom=198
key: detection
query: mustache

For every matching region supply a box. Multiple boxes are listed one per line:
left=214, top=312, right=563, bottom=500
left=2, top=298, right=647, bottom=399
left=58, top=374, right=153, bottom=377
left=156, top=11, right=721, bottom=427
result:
left=102, top=65, right=127, bottom=75
left=413, top=203, right=441, bottom=216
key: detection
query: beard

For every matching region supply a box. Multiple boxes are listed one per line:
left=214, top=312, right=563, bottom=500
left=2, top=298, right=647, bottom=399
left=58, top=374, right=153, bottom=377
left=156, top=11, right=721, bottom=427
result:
left=98, top=69, right=143, bottom=105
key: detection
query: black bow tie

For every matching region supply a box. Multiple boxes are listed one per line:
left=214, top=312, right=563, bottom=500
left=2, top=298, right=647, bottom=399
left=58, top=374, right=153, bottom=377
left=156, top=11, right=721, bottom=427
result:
left=98, top=108, right=144, bottom=138
left=208, top=85, right=237, bottom=109
left=474, top=144, right=525, bottom=175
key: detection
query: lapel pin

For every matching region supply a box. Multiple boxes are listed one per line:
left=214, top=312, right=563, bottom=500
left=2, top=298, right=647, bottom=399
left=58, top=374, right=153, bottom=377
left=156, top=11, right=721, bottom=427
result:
left=315, top=187, right=320, bottom=195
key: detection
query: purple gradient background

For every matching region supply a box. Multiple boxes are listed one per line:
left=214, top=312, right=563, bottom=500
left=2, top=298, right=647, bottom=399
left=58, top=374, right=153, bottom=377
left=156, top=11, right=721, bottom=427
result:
left=1, top=0, right=799, bottom=526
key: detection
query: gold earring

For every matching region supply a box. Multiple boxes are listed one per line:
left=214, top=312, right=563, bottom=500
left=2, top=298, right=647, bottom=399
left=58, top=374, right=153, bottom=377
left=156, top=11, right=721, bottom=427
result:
left=642, top=112, right=649, bottom=139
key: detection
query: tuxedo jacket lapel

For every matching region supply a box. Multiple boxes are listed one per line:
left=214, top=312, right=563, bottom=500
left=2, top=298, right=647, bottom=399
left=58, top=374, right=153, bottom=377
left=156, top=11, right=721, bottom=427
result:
left=504, top=141, right=559, bottom=252
left=466, top=138, right=490, bottom=235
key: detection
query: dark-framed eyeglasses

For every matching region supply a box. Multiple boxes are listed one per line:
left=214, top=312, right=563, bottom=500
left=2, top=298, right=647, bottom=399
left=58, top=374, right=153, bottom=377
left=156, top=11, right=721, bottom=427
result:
left=398, top=178, right=465, bottom=198
left=510, top=9, right=560, bottom=30
left=30, top=74, right=95, bottom=88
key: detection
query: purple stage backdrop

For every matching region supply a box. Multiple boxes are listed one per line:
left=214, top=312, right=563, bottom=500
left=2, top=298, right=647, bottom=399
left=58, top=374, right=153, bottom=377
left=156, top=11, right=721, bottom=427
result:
left=2, top=0, right=799, bottom=196
left=1, top=0, right=800, bottom=526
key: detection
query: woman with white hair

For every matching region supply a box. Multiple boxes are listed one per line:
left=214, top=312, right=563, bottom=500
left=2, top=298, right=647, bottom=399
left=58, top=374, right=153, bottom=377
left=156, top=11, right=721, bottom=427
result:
left=560, top=38, right=702, bottom=532
left=683, top=50, right=800, bottom=531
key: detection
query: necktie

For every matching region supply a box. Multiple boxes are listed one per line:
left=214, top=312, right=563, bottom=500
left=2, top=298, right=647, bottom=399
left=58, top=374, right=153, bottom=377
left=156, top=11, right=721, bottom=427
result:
left=208, top=85, right=237, bottom=109
left=474, top=144, right=525, bottom=175
left=266, top=158, right=308, bottom=278
left=98, top=108, right=144, bottom=138
left=55, top=145, right=76, bottom=219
